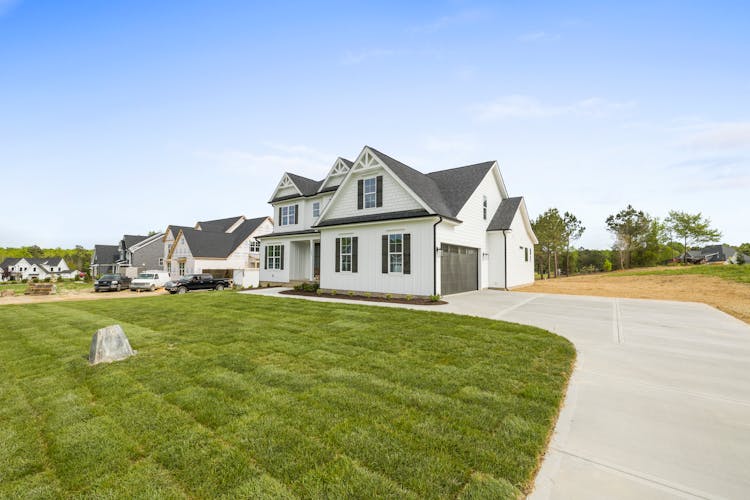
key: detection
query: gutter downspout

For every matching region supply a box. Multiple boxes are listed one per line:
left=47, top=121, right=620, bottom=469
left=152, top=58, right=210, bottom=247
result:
left=433, top=216, right=443, bottom=296
left=503, top=230, right=509, bottom=291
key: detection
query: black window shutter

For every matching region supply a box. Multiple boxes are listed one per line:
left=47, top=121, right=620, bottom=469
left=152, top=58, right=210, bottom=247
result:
left=335, top=238, right=341, bottom=273
left=264, top=246, right=267, bottom=269
left=357, top=180, right=363, bottom=209
left=403, top=233, right=411, bottom=274
left=376, top=176, right=383, bottom=207
left=352, top=237, right=358, bottom=273
left=280, top=245, right=285, bottom=270
left=278, top=207, right=282, bottom=224
left=381, top=235, right=388, bottom=273
left=294, top=205, right=299, bottom=224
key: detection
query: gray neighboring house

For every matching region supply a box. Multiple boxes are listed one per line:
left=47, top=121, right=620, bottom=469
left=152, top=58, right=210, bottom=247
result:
left=116, top=233, right=165, bottom=278
left=682, top=244, right=746, bottom=264
left=91, top=245, right=119, bottom=276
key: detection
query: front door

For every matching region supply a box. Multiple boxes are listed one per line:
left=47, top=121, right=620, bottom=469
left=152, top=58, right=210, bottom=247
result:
left=313, top=243, right=320, bottom=278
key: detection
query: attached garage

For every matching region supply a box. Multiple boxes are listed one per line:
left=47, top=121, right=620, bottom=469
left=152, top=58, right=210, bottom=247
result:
left=440, top=244, right=478, bottom=295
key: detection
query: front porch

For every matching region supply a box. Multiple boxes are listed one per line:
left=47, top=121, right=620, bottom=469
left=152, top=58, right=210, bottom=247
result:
left=260, top=235, right=320, bottom=286
left=288, top=239, right=320, bottom=282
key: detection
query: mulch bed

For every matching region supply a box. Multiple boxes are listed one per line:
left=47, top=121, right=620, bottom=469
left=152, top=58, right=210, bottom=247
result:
left=280, top=289, right=447, bottom=305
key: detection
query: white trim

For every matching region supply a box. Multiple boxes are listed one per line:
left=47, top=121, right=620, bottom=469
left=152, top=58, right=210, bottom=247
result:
left=268, top=173, right=303, bottom=202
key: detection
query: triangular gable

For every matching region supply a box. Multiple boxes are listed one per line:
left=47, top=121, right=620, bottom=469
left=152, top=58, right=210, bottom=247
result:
left=318, top=157, right=353, bottom=192
left=268, top=173, right=303, bottom=202
left=316, top=146, right=433, bottom=223
left=167, top=229, right=192, bottom=260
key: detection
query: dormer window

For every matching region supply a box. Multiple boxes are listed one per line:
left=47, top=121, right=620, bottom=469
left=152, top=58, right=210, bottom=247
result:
left=358, top=176, right=383, bottom=209
left=483, top=195, right=488, bottom=220
left=279, top=205, right=298, bottom=226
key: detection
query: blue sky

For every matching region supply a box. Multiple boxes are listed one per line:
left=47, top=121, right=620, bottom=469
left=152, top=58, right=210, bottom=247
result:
left=1, top=0, right=748, bottom=249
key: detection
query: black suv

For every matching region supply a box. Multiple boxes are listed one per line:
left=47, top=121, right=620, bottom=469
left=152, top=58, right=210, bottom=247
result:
left=94, top=274, right=132, bottom=292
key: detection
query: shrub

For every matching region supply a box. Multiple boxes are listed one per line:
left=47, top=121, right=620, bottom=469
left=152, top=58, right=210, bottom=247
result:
left=429, top=294, right=441, bottom=302
left=364, top=292, right=372, bottom=298
left=405, top=294, right=413, bottom=301
left=347, top=291, right=355, bottom=297
left=603, top=259, right=613, bottom=272
left=330, top=290, right=337, bottom=296
left=293, top=283, right=305, bottom=291
left=43, top=277, right=51, bottom=282
left=385, top=294, right=392, bottom=300
left=302, top=282, right=319, bottom=292
left=316, top=289, right=323, bottom=296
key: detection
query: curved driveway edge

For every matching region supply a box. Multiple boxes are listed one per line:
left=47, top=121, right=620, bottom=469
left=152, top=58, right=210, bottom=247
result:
left=243, top=288, right=750, bottom=499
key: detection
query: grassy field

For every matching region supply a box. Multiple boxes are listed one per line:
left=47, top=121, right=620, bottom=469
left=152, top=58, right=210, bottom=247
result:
left=615, top=264, right=750, bottom=284
left=0, top=294, right=574, bottom=499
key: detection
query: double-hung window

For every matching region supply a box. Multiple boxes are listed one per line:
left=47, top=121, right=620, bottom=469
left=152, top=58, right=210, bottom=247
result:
left=280, top=205, right=296, bottom=226
left=363, top=177, right=377, bottom=208
left=178, top=262, right=185, bottom=276
left=340, top=237, right=352, bottom=272
left=389, top=234, right=403, bottom=273
left=249, top=239, right=260, bottom=252
left=312, top=202, right=320, bottom=218
left=266, top=245, right=282, bottom=269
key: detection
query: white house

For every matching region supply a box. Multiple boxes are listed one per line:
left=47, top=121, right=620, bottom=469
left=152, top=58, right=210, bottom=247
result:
left=163, top=215, right=273, bottom=287
left=259, top=146, right=537, bottom=297
left=0, top=257, right=77, bottom=281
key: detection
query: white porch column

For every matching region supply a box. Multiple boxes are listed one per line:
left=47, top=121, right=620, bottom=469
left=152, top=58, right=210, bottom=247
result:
left=309, top=239, right=315, bottom=281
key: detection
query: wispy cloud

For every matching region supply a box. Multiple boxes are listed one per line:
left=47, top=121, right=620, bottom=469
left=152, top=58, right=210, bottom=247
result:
left=681, top=122, right=750, bottom=150
left=409, top=9, right=487, bottom=34
left=670, top=156, right=750, bottom=191
left=517, top=31, right=560, bottom=43
left=474, top=95, right=635, bottom=120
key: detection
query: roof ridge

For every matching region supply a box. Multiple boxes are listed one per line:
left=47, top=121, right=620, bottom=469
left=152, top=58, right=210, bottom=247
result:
left=426, top=160, right=495, bottom=176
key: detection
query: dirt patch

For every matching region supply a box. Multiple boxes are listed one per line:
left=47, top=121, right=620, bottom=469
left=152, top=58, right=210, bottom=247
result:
left=519, top=273, right=750, bottom=324
left=0, top=288, right=169, bottom=306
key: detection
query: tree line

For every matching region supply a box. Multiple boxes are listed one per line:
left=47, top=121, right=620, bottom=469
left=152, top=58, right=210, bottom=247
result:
left=532, top=206, right=733, bottom=277
left=0, top=245, right=93, bottom=274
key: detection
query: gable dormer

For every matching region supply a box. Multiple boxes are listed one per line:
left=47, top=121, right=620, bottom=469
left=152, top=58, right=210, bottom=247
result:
left=318, top=157, right=353, bottom=192
left=317, top=147, right=427, bottom=223
left=269, top=173, right=303, bottom=202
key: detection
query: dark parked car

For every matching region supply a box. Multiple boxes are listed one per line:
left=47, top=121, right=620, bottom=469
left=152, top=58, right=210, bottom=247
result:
left=94, top=274, right=132, bottom=292
left=165, top=274, right=232, bottom=294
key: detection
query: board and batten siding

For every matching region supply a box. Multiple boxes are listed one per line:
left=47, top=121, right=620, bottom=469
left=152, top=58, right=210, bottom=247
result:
left=435, top=168, right=504, bottom=292
left=272, top=194, right=333, bottom=232
left=319, top=219, right=435, bottom=296
left=259, top=239, right=290, bottom=284
left=322, top=167, right=423, bottom=221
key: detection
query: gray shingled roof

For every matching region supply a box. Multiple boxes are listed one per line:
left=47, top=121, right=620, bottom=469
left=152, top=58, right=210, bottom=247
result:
left=93, top=245, right=119, bottom=265
left=197, top=216, right=244, bottom=233
left=487, top=197, right=523, bottom=231
left=167, top=225, right=193, bottom=238
left=426, top=161, right=496, bottom=217
left=44, top=257, right=64, bottom=266
left=287, top=173, right=323, bottom=197
left=315, top=209, right=432, bottom=228
left=180, top=217, right=268, bottom=258
left=123, top=235, right=148, bottom=248
left=0, top=257, right=21, bottom=269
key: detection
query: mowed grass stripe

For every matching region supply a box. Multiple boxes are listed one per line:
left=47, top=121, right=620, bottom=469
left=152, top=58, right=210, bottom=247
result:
left=1, top=293, right=575, bottom=498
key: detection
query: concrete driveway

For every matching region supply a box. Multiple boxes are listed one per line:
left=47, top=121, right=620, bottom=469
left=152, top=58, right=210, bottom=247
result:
left=245, top=288, right=750, bottom=498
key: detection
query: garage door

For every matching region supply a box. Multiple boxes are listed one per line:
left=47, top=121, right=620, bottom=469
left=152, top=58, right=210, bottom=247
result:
left=440, top=244, right=478, bottom=295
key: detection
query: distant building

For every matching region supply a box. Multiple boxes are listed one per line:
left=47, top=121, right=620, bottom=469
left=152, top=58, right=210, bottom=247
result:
left=0, top=257, right=77, bottom=281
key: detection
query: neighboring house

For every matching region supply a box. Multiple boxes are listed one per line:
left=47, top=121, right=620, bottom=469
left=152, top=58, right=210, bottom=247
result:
left=116, top=233, right=166, bottom=278
left=682, top=244, right=746, bottom=264
left=259, top=145, right=537, bottom=296
left=163, top=215, right=273, bottom=287
left=0, top=257, right=77, bottom=281
left=90, top=245, right=119, bottom=277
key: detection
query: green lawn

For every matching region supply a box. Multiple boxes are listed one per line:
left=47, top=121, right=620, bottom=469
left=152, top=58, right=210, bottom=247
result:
left=616, top=264, right=750, bottom=284
left=0, top=294, right=574, bottom=499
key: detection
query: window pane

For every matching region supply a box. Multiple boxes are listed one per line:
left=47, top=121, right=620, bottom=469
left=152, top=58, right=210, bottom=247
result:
left=390, top=254, right=402, bottom=272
